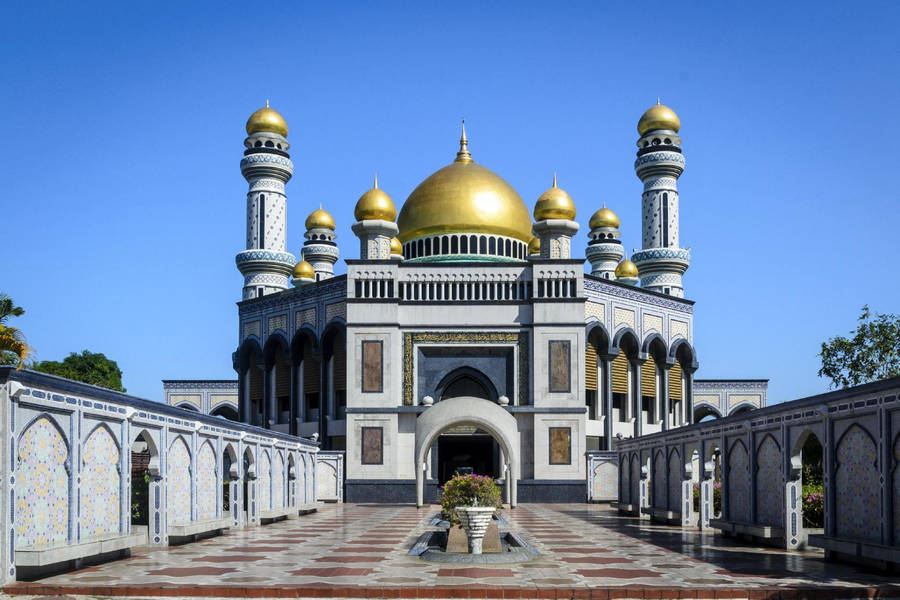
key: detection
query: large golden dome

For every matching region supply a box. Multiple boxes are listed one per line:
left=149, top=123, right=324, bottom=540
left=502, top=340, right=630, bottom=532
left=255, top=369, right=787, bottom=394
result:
left=246, top=101, right=288, bottom=137
left=637, top=101, right=680, bottom=135
left=397, top=127, right=533, bottom=244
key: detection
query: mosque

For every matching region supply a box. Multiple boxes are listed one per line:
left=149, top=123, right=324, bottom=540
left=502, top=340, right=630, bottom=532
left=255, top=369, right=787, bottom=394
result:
left=162, top=101, right=767, bottom=504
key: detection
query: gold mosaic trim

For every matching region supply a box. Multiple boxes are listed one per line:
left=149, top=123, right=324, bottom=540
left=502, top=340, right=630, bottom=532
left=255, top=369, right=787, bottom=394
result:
left=402, top=331, right=529, bottom=405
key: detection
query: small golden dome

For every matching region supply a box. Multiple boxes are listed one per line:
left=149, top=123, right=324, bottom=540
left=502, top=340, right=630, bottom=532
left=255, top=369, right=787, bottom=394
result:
left=533, top=174, right=576, bottom=221
left=390, top=237, right=403, bottom=255
left=615, top=259, right=639, bottom=279
left=292, top=260, right=315, bottom=280
left=589, top=206, right=620, bottom=229
left=305, top=207, right=335, bottom=231
left=637, top=101, right=680, bottom=135
left=527, top=236, right=541, bottom=255
left=246, top=101, right=288, bottom=137
left=355, top=175, right=398, bottom=222
left=397, top=125, right=533, bottom=243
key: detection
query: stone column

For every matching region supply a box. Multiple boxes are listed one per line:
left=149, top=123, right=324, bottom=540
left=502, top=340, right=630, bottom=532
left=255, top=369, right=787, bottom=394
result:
left=660, top=364, right=670, bottom=430
left=632, top=359, right=643, bottom=438
left=601, top=357, right=614, bottom=450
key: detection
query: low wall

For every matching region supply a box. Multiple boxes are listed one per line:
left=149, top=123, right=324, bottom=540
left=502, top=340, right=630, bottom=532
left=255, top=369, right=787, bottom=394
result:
left=0, top=368, right=321, bottom=584
left=615, top=376, right=900, bottom=566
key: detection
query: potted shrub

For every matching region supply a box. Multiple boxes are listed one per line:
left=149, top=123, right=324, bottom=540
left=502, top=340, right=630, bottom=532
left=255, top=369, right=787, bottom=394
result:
left=440, top=473, right=502, bottom=554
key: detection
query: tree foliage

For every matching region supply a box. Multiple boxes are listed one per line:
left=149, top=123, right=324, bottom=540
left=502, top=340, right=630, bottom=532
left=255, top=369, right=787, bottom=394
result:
left=32, top=350, right=126, bottom=392
left=819, top=305, right=900, bottom=389
left=0, top=293, right=31, bottom=367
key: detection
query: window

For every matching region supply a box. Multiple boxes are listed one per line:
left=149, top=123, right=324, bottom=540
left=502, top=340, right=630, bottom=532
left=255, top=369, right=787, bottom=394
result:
left=361, top=427, right=383, bottom=464
left=549, top=427, right=571, bottom=465
left=361, top=341, right=383, bottom=392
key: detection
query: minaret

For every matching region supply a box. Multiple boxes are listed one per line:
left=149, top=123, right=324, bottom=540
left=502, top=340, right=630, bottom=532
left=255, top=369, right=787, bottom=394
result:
left=585, top=206, right=624, bottom=279
left=351, top=174, right=398, bottom=260
left=631, top=100, right=690, bottom=297
left=301, top=207, right=339, bottom=280
left=532, top=174, right=579, bottom=259
left=235, top=102, right=296, bottom=300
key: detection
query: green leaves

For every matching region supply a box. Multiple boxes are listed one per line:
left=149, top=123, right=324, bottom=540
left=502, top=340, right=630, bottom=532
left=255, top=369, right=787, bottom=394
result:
left=32, top=350, right=126, bottom=392
left=818, top=305, right=900, bottom=389
left=0, top=293, right=31, bottom=367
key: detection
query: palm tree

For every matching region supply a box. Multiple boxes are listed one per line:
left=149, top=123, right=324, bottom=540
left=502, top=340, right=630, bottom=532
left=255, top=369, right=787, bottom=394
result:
left=0, top=294, right=31, bottom=367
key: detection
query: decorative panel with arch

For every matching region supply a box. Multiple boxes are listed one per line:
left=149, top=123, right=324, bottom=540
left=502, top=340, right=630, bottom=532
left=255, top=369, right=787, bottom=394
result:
left=755, top=434, right=783, bottom=528
left=273, top=451, right=285, bottom=509
left=15, top=415, right=69, bottom=549
left=668, top=448, right=682, bottom=511
left=81, top=424, right=120, bottom=539
left=167, top=437, right=192, bottom=525
left=197, top=441, right=217, bottom=521
left=727, top=439, right=750, bottom=522
left=653, top=450, right=666, bottom=508
left=259, top=450, right=271, bottom=511
left=835, top=424, right=879, bottom=542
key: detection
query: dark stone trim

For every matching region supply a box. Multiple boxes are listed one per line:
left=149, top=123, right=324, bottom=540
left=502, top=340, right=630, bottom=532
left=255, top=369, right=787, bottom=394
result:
left=344, top=406, right=586, bottom=414
left=0, top=368, right=318, bottom=447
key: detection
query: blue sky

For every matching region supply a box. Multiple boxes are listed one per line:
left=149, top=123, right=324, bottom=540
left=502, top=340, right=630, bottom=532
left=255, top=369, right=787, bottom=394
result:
left=2, top=2, right=898, bottom=402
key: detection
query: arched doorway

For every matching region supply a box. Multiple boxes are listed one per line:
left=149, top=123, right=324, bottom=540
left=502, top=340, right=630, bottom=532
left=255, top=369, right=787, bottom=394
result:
left=434, top=369, right=501, bottom=483
left=415, top=396, right=520, bottom=508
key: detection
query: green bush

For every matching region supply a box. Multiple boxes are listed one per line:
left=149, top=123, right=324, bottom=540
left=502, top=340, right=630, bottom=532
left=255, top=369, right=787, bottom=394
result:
left=440, top=473, right=502, bottom=524
left=131, top=472, right=150, bottom=525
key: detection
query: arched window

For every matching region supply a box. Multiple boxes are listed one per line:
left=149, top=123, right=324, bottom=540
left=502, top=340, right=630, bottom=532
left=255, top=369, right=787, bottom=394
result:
left=479, top=236, right=487, bottom=254
left=441, top=236, right=449, bottom=254
left=451, top=236, right=458, bottom=254
left=470, top=235, right=477, bottom=253
left=489, top=237, right=496, bottom=255
left=461, top=236, right=468, bottom=253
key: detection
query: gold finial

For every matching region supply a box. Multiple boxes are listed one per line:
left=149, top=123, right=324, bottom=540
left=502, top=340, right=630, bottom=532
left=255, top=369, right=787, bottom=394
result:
left=455, top=118, right=472, bottom=163
left=266, top=98, right=270, bottom=108
left=552, top=172, right=558, bottom=188
left=374, top=173, right=378, bottom=189
left=656, top=96, right=660, bottom=105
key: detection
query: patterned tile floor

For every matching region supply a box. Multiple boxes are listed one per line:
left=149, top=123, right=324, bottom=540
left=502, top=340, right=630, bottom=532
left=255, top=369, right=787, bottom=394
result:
left=4, top=503, right=898, bottom=598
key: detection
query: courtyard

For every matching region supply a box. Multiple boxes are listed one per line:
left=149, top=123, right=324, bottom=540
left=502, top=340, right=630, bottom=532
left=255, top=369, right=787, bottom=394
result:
left=4, top=503, right=897, bottom=598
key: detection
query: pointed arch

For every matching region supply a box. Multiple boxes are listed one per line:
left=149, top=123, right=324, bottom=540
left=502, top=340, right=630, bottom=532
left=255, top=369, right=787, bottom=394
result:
left=16, top=414, right=70, bottom=549
left=197, top=439, right=218, bottom=520
left=81, top=421, right=121, bottom=538
left=166, top=436, right=192, bottom=525
left=258, top=449, right=272, bottom=511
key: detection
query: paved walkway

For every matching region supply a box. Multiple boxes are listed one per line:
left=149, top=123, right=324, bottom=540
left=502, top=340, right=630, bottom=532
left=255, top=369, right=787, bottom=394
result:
left=4, top=503, right=898, bottom=598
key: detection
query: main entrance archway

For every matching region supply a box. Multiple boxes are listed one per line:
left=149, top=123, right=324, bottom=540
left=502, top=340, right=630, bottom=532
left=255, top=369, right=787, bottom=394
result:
left=415, top=396, right=519, bottom=507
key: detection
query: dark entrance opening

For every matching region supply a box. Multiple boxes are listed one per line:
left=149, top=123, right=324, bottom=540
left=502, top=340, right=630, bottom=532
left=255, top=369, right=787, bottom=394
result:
left=438, top=432, right=499, bottom=483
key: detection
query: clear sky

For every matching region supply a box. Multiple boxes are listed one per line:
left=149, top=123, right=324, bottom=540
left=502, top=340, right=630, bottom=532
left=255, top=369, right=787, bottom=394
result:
left=2, top=2, right=898, bottom=403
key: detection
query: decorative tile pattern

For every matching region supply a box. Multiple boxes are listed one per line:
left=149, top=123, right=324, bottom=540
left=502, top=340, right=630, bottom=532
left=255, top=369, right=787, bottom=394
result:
left=15, top=416, right=69, bottom=549
left=835, top=425, right=880, bottom=542
left=755, top=435, right=783, bottom=527
left=18, top=503, right=899, bottom=593
left=210, top=394, right=238, bottom=408
left=653, top=451, right=666, bottom=508
left=242, top=320, right=261, bottom=340
left=197, top=441, right=217, bottom=521
left=168, top=394, right=201, bottom=408
left=894, top=435, right=900, bottom=545
left=81, top=425, right=120, bottom=539
left=325, top=301, right=346, bottom=324
left=642, top=314, right=663, bottom=335
left=585, top=301, right=605, bottom=323
left=167, top=437, right=191, bottom=525
left=296, top=307, right=316, bottom=331
left=668, top=448, right=682, bottom=511
left=728, top=440, right=750, bottom=522
left=273, top=451, right=285, bottom=509
left=670, top=319, right=688, bottom=340
left=613, top=307, right=635, bottom=329
left=317, top=461, right=337, bottom=501
left=259, top=450, right=271, bottom=511
left=268, top=314, right=287, bottom=334
left=592, top=460, right=617, bottom=500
